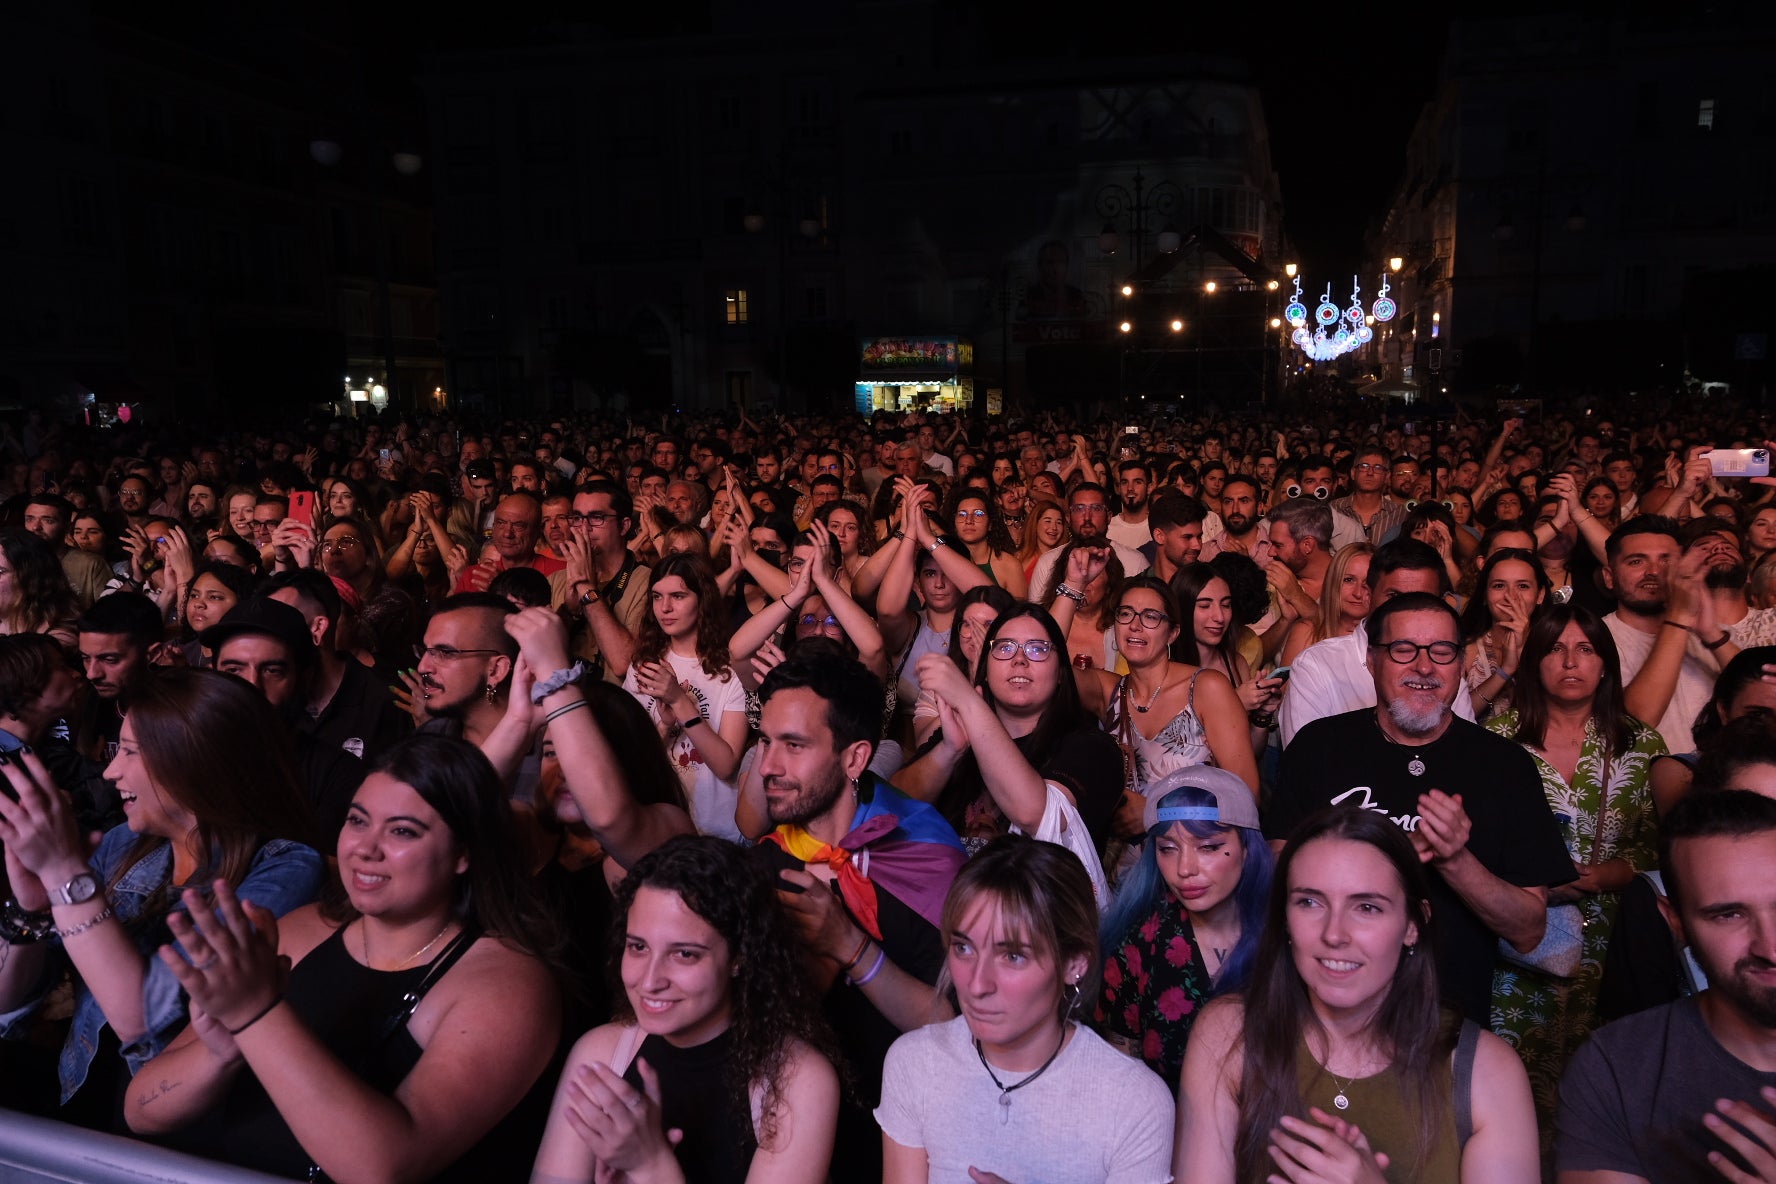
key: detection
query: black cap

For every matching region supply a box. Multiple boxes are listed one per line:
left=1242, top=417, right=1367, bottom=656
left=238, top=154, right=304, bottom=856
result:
left=199, top=597, right=315, bottom=656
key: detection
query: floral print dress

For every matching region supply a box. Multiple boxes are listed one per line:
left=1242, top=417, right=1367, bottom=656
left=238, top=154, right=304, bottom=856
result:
left=1099, top=894, right=1213, bottom=1092
left=1486, top=710, right=1665, bottom=1136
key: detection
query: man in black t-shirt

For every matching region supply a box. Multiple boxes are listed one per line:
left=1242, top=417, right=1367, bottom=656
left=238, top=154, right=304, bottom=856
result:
left=1269, top=592, right=1574, bottom=1023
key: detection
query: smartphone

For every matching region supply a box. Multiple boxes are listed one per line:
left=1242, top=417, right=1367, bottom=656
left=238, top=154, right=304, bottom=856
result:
left=1124, top=426, right=1140, bottom=435
left=380, top=448, right=392, bottom=461
left=1267, top=665, right=1293, bottom=683
left=1707, top=448, right=1771, bottom=478
left=289, top=490, right=317, bottom=528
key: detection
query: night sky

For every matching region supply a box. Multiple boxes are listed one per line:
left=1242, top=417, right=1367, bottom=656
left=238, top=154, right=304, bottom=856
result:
left=270, top=2, right=1466, bottom=275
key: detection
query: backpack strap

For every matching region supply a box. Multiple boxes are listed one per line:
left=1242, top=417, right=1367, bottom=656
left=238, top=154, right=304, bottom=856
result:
left=1454, top=1018, right=1481, bottom=1149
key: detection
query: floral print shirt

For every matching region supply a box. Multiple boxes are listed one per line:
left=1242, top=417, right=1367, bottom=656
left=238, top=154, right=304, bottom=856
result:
left=1099, top=894, right=1213, bottom=1092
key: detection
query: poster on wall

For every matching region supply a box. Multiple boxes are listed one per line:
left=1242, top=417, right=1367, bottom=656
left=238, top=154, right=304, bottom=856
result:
left=1012, top=238, right=1108, bottom=344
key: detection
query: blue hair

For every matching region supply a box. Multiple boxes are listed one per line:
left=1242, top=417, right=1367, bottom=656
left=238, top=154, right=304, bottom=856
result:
left=1099, top=783, right=1274, bottom=996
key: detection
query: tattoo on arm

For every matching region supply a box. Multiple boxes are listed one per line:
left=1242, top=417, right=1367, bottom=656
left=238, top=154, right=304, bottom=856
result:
left=137, top=1078, right=180, bottom=1106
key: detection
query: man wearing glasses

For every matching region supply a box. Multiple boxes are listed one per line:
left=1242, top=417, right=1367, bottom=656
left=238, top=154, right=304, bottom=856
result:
left=1026, top=483, right=1149, bottom=603
left=1268, top=590, right=1575, bottom=1024
left=549, top=480, right=649, bottom=684
left=1331, top=447, right=1410, bottom=544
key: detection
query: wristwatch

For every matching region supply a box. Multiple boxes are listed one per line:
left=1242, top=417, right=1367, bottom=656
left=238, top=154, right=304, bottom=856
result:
left=48, top=872, right=102, bottom=907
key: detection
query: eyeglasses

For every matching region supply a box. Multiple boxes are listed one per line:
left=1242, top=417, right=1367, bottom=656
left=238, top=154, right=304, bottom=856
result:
left=414, top=644, right=504, bottom=662
left=249, top=520, right=278, bottom=533
left=989, top=638, right=1056, bottom=662
left=1354, top=462, right=1388, bottom=473
left=567, top=511, right=616, bottom=527
left=799, top=614, right=840, bottom=629
left=955, top=508, right=988, bottom=521
left=320, top=538, right=361, bottom=553
left=1114, top=607, right=1170, bottom=628
left=1371, top=640, right=1462, bottom=665
left=1068, top=503, right=1108, bottom=515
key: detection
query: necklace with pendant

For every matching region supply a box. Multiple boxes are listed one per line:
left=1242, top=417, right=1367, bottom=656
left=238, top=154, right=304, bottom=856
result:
left=975, top=1027, right=1068, bottom=1124
left=1327, top=1068, right=1358, bottom=1111
left=1133, top=666, right=1170, bottom=714
left=1375, top=712, right=1430, bottom=777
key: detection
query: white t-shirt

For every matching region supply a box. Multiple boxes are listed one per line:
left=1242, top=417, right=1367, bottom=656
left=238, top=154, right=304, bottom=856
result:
left=1106, top=512, right=1152, bottom=552
left=623, top=650, right=746, bottom=834
left=876, top=1016, right=1174, bottom=1184
left=923, top=451, right=956, bottom=477
left=1606, top=612, right=1718, bottom=754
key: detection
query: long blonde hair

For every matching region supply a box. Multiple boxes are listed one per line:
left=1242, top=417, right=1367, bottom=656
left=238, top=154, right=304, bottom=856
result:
left=1314, top=542, right=1375, bottom=644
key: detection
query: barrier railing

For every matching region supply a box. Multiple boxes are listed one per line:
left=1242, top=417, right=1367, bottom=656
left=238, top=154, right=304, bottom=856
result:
left=0, top=1107, right=291, bottom=1183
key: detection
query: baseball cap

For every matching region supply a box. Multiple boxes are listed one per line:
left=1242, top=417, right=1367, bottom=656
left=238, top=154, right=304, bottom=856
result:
left=200, top=597, right=316, bottom=656
left=1140, top=765, right=1260, bottom=832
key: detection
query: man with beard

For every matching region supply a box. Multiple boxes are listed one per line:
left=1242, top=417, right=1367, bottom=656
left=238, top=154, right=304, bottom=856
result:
left=1205, top=474, right=1267, bottom=560
left=1268, top=592, right=1574, bottom=1023
left=261, top=570, right=412, bottom=765
left=1026, top=483, right=1148, bottom=602
left=1331, top=447, right=1409, bottom=545
left=74, top=591, right=165, bottom=762
left=1689, top=518, right=1776, bottom=649
left=1557, top=790, right=1776, bottom=1181
left=23, top=494, right=110, bottom=609
left=1145, top=491, right=1207, bottom=583
left=202, top=596, right=364, bottom=843
left=1106, top=457, right=1152, bottom=551
left=749, top=646, right=965, bottom=1184
left=1278, top=539, right=1477, bottom=745
left=1603, top=516, right=1726, bottom=754
left=410, top=592, right=516, bottom=747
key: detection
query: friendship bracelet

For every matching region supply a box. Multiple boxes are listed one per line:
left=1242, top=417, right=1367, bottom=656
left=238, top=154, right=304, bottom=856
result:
left=841, top=933, right=871, bottom=973
left=543, top=699, right=591, bottom=725
left=849, top=947, right=888, bottom=988
left=227, top=996, right=285, bottom=1036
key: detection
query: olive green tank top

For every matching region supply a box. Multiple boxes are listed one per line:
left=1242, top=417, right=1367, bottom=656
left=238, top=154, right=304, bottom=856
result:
left=1289, top=1040, right=1463, bottom=1183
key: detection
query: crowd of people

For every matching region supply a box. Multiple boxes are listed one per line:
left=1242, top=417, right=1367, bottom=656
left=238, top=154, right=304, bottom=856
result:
left=0, top=394, right=1773, bottom=1182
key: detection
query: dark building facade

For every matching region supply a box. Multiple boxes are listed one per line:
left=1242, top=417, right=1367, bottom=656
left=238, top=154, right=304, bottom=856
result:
left=2, top=4, right=442, bottom=421
left=422, top=1, right=1288, bottom=415
left=1370, top=12, right=1776, bottom=397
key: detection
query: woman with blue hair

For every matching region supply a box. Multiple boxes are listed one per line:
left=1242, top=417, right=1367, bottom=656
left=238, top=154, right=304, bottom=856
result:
left=1097, top=766, right=1272, bottom=1092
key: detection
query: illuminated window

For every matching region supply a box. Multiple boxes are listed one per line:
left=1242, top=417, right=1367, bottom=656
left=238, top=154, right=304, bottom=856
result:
left=1698, top=99, right=1715, bottom=130
left=725, top=288, right=749, bottom=324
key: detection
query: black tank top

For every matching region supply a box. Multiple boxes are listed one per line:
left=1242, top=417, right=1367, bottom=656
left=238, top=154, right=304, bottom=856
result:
left=624, top=1029, right=756, bottom=1184
left=201, top=925, right=552, bottom=1182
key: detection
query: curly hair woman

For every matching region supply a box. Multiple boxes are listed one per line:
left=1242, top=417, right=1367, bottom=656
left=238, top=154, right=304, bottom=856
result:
left=621, top=553, right=750, bottom=823
left=531, top=834, right=841, bottom=1184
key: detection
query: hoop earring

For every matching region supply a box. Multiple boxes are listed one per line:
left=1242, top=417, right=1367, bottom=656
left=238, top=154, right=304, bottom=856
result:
left=1064, top=979, right=1083, bottom=1015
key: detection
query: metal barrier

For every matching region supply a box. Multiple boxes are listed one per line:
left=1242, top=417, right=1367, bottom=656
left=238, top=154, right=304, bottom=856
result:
left=0, top=1107, right=291, bottom=1183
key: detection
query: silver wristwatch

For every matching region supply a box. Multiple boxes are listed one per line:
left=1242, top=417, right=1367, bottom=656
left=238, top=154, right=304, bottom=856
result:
left=49, top=872, right=101, bottom=907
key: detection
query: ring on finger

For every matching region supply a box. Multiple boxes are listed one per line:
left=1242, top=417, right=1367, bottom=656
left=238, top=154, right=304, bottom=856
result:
left=191, top=957, right=218, bottom=971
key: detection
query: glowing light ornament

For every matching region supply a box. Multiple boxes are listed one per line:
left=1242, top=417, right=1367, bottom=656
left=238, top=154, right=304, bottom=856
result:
left=1372, top=272, right=1397, bottom=323
left=1284, top=278, right=1308, bottom=329
left=1286, top=276, right=1375, bottom=362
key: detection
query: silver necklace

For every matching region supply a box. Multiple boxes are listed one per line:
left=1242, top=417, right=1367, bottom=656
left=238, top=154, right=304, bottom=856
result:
left=1132, top=665, right=1171, bottom=714
left=1327, top=1067, right=1358, bottom=1111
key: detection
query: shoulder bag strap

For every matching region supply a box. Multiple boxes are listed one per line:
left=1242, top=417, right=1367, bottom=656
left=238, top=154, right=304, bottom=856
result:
left=367, top=924, right=483, bottom=1050
left=1454, top=1018, right=1481, bottom=1149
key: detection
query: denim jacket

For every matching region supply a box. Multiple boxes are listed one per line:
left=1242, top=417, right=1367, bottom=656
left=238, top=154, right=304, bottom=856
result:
left=0, top=824, right=324, bottom=1103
